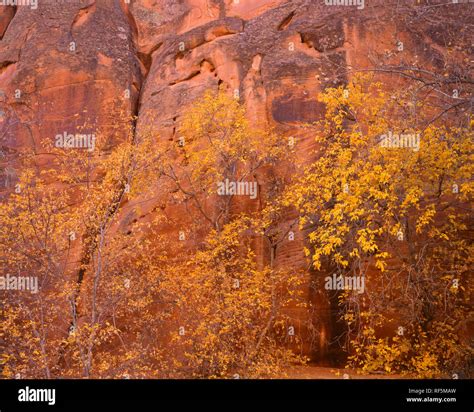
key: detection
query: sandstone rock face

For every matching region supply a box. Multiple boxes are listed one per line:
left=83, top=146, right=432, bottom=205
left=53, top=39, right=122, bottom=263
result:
left=0, top=1, right=141, bottom=175
left=0, top=0, right=471, bottom=362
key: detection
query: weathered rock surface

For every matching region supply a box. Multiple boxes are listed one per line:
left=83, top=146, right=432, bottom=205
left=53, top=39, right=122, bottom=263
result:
left=0, top=0, right=471, bottom=362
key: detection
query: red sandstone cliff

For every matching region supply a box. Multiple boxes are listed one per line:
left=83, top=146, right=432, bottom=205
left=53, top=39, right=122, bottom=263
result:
left=0, top=0, right=472, bottom=372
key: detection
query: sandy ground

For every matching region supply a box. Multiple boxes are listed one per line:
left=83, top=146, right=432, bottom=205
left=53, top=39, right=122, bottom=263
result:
left=284, top=364, right=406, bottom=379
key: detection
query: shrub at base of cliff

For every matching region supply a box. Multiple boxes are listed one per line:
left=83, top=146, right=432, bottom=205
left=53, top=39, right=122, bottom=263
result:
left=161, top=218, right=307, bottom=379
left=287, top=74, right=473, bottom=378
left=0, top=90, right=306, bottom=378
